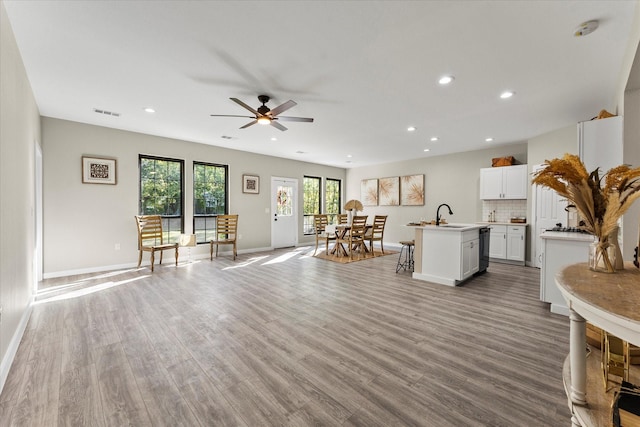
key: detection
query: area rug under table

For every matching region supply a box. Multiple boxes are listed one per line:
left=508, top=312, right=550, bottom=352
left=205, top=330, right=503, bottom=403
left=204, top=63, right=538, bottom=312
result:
left=313, top=248, right=397, bottom=264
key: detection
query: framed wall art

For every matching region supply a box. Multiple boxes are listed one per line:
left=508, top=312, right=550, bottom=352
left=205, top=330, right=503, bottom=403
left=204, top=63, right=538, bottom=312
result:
left=242, top=174, right=260, bottom=194
left=82, top=156, right=117, bottom=185
left=401, top=174, right=425, bottom=206
left=361, top=178, right=378, bottom=206
left=378, top=176, right=399, bottom=206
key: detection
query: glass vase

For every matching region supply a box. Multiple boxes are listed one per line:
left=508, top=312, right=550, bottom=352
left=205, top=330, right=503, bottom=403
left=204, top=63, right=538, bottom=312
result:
left=588, top=238, right=616, bottom=273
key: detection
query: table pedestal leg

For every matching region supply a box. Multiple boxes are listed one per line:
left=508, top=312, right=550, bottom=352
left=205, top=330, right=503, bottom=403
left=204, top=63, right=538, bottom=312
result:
left=569, top=308, right=587, bottom=406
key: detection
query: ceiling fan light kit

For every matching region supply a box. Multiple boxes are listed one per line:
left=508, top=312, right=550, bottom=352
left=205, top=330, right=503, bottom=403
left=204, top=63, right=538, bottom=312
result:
left=211, top=95, right=314, bottom=131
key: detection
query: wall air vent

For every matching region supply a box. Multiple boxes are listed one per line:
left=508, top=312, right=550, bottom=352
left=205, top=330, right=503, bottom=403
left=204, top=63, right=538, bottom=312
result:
left=93, top=108, right=120, bottom=117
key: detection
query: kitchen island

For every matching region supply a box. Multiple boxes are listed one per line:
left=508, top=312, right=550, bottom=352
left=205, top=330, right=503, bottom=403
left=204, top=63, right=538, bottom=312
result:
left=412, top=223, right=485, bottom=286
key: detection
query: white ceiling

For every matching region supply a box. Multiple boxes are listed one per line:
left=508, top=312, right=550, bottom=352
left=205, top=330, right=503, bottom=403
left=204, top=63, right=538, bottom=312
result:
left=4, top=1, right=639, bottom=168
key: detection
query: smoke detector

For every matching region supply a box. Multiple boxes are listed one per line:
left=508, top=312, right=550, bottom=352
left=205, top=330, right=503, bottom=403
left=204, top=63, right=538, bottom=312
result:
left=574, top=20, right=599, bottom=37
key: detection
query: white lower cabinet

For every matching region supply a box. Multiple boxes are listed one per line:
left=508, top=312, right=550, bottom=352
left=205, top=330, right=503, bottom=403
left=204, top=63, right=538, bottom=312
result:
left=506, top=226, right=525, bottom=262
left=488, top=225, right=506, bottom=258
left=488, top=224, right=526, bottom=265
left=461, top=238, right=480, bottom=279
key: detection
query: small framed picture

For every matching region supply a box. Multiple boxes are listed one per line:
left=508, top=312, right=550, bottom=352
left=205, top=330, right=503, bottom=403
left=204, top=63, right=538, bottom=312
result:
left=242, top=174, right=259, bottom=194
left=82, top=156, right=117, bottom=185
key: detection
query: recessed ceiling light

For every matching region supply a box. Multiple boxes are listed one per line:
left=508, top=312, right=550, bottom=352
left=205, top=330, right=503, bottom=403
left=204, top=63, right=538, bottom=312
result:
left=270, top=137, right=277, bottom=141
left=485, top=137, right=494, bottom=142
left=347, top=154, right=353, bottom=158
left=438, top=75, right=454, bottom=85
left=500, top=91, right=515, bottom=99
left=430, top=137, right=439, bottom=142
left=144, top=107, right=155, bottom=113
left=423, top=148, right=430, bottom=152
left=574, top=20, right=599, bottom=37
left=407, top=126, right=416, bottom=132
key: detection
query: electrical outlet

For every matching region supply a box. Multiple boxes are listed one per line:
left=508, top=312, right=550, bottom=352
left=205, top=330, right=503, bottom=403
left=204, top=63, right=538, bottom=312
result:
left=238, top=234, right=242, bottom=240
left=114, top=243, right=120, bottom=250
left=265, top=207, right=269, bottom=214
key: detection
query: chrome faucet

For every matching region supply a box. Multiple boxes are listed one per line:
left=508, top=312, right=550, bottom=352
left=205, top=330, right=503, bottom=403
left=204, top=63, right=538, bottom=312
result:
left=436, top=203, right=453, bottom=226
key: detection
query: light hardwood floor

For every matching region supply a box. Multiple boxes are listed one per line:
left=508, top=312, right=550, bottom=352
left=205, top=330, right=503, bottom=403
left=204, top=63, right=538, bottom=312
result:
left=0, top=247, right=571, bottom=426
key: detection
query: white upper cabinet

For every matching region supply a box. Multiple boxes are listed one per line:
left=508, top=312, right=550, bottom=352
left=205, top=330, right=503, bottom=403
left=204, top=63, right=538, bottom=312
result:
left=480, top=164, right=528, bottom=200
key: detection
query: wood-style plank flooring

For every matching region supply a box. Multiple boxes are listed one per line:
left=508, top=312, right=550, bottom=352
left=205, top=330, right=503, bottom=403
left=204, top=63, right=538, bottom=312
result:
left=0, top=247, right=571, bottom=426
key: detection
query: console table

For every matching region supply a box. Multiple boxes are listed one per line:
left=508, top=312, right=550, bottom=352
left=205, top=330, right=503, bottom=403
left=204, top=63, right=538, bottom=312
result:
left=555, top=263, right=640, bottom=427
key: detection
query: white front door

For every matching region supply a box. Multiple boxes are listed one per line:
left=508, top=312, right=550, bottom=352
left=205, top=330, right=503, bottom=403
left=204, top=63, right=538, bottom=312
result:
left=271, top=177, right=298, bottom=248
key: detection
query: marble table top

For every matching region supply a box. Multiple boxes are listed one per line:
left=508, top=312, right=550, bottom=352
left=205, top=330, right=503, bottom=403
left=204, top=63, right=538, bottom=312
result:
left=556, top=263, right=640, bottom=323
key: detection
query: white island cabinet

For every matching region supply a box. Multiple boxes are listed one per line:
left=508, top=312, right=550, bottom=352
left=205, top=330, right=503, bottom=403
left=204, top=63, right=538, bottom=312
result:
left=413, top=224, right=483, bottom=286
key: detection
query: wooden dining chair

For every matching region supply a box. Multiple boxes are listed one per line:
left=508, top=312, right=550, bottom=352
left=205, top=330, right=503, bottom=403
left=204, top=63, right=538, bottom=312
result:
left=366, top=215, right=388, bottom=254
left=337, top=213, right=348, bottom=224
left=210, top=214, right=239, bottom=260
left=337, top=215, right=368, bottom=259
left=134, top=215, right=179, bottom=272
left=313, top=214, right=336, bottom=255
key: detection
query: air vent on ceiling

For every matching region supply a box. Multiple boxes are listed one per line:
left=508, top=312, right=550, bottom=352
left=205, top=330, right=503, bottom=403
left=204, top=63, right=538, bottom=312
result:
left=93, top=108, right=120, bottom=117
left=220, top=135, right=233, bottom=140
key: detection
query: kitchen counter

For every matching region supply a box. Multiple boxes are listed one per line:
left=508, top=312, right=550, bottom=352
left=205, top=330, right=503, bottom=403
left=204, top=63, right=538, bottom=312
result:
left=539, top=231, right=594, bottom=316
left=476, top=221, right=528, bottom=226
left=412, top=223, right=483, bottom=286
left=540, top=231, right=594, bottom=242
left=416, top=223, right=485, bottom=232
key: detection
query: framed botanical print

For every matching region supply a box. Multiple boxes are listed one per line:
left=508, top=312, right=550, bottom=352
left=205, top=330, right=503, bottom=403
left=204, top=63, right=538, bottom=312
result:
left=378, top=177, right=399, bottom=206
left=361, top=178, right=378, bottom=206
left=401, top=174, right=425, bottom=205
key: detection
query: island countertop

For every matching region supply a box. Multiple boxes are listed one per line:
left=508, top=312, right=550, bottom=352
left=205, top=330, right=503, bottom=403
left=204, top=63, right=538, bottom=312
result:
left=413, top=223, right=485, bottom=232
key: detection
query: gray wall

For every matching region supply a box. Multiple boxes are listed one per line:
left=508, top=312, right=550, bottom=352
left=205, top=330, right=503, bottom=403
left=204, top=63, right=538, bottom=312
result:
left=623, top=88, right=640, bottom=261
left=0, top=0, right=41, bottom=386
left=345, top=143, right=528, bottom=252
left=42, top=117, right=346, bottom=276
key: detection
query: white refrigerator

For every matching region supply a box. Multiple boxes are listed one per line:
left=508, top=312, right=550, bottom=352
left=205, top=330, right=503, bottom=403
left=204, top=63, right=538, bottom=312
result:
left=578, top=115, right=623, bottom=175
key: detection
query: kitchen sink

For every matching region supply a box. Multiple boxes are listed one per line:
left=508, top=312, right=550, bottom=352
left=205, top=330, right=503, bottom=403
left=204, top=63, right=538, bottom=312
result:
left=438, top=225, right=466, bottom=228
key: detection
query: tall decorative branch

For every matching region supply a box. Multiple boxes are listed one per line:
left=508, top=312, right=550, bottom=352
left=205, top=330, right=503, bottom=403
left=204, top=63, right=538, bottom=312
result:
left=533, top=154, right=640, bottom=272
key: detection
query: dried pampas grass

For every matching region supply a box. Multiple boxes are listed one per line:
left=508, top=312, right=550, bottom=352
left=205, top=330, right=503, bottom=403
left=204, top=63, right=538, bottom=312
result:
left=533, top=153, right=640, bottom=272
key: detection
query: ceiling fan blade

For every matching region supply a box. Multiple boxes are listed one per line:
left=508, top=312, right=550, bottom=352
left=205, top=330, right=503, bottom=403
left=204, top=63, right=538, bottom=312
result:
left=239, top=120, right=258, bottom=129
left=210, top=114, right=255, bottom=118
left=230, top=98, right=259, bottom=115
left=276, top=116, right=314, bottom=123
left=270, top=121, right=288, bottom=131
left=269, top=100, right=297, bottom=117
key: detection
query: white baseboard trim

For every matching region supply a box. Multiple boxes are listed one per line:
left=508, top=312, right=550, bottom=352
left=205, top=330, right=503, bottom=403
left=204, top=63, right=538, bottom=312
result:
left=43, top=246, right=278, bottom=279
left=0, top=300, right=33, bottom=395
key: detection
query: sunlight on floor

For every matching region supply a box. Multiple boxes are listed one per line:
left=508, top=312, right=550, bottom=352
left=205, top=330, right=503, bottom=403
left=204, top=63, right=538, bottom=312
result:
left=37, top=268, right=141, bottom=295
left=35, top=275, right=149, bottom=304
left=222, top=255, right=270, bottom=270
left=262, top=249, right=305, bottom=265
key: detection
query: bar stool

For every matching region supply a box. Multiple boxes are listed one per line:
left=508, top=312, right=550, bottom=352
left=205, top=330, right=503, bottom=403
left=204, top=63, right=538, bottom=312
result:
left=396, top=240, right=414, bottom=273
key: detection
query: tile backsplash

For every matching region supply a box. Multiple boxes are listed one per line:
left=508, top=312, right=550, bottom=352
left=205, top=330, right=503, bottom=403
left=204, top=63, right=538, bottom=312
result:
left=482, top=199, right=527, bottom=223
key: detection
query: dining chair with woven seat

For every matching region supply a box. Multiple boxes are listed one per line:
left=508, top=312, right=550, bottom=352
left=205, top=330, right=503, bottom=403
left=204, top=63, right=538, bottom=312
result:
left=134, top=215, right=179, bottom=272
